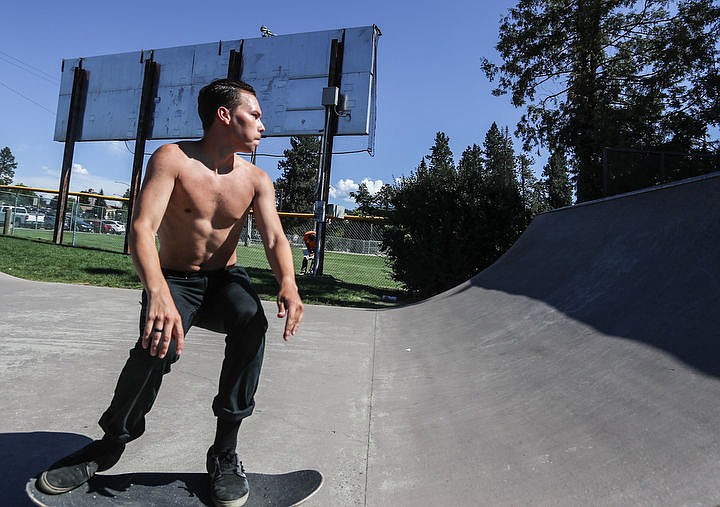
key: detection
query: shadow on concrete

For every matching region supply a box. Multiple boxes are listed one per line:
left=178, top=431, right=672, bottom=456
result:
left=25, top=468, right=322, bottom=507
left=7, top=431, right=323, bottom=507
left=0, top=431, right=92, bottom=507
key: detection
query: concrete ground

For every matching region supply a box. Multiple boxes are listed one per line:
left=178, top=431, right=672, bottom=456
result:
left=2, top=173, right=719, bottom=506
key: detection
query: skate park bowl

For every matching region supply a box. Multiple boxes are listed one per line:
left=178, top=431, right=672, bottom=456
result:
left=1, top=172, right=719, bottom=506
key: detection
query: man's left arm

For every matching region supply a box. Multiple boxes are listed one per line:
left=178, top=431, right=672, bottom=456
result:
left=252, top=169, right=304, bottom=340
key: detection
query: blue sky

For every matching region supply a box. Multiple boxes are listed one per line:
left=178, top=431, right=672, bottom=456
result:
left=1, top=0, right=529, bottom=206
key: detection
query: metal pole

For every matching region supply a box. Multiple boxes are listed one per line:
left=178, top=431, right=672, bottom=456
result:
left=246, top=149, right=257, bottom=247
left=311, top=35, right=345, bottom=276
left=71, top=197, right=78, bottom=246
left=124, top=58, right=159, bottom=254
left=3, top=208, right=13, bottom=235
left=311, top=108, right=333, bottom=275
left=54, top=64, right=88, bottom=245
left=227, top=45, right=243, bottom=81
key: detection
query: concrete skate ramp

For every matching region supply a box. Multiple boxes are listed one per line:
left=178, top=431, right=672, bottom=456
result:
left=368, top=173, right=720, bottom=506
left=1, top=174, right=719, bottom=506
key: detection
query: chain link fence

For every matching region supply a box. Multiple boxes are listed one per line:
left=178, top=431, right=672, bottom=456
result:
left=1, top=186, right=398, bottom=292
left=241, top=213, right=392, bottom=289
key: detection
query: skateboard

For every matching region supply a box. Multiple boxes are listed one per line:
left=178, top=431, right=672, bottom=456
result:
left=26, top=469, right=323, bottom=507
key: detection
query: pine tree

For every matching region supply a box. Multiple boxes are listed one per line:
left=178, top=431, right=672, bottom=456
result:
left=483, top=0, right=720, bottom=202
left=518, top=154, right=547, bottom=217
left=482, top=123, right=516, bottom=189
left=350, top=182, right=393, bottom=217
left=0, top=146, right=17, bottom=185
left=274, top=136, right=320, bottom=213
left=382, top=133, right=464, bottom=295
left=457, top=143, right=494, bottom=274
left=543, top=151, right=574, bottom=209
left=383, top=129, right=530, bottom=295
left=480, top=124, right=526, bottom=264
left=426, top=132, right=455, bottom=176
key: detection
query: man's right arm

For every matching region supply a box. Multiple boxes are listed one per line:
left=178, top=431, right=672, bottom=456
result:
left=128, top=144, right=184, bottom=358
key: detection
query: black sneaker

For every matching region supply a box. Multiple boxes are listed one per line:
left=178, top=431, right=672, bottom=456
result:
left=36, top=438, right=125, bottom=494
left=206, top=446, right=249, bottom=507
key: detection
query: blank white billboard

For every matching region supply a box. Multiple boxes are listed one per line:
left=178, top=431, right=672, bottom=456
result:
left=54, top=26, right=379, bottom=141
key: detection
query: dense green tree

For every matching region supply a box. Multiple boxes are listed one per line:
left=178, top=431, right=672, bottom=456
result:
left=482, top=0, right=720, bottom=202
left=518, top=154, right=548, bottom=217
left=457, top=143, right=494, bottom=273
left=382, top=160, right=437, bottom=295
left=543, top=151, right=574, bottom=209
left=426, top=131, right=455, bottom=176
left=482, top=124, right=516, bottom=188
left=349, top=182, right=374, bottom=216
left=0, top=146, right=17, bottom=185
left=274, top=136, right=320, bottom=213
left=477, top=124, right=527, bottom=263
left=349, top=181, right=393, bottom=217
left=383, top=128, right=529, bottom=296
left=382, top=133, right=465, bottom=296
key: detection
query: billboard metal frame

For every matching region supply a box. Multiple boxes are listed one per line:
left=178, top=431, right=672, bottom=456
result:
left=52, top=26, right=380, bottom=259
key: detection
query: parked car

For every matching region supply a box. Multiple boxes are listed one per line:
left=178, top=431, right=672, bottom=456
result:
left=103, top=220, right=126, bottom=234
left=85, top=219, right=115, bottom=234
left=0, top=205, right=28, bottom=226
left=43, top=214, right=94, bottom=232
left=23, top=208, right=46, bottom=227
left=71, top=218, right=94, bottom=232
left=42, top=214, right=55, bottom=229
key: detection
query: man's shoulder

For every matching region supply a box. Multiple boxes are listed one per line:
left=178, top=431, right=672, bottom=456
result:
left=147, top=143, right=188, bottom=167
left=153, top=141, right=195, bottom=160
left=147, top=143, right=199, bottom=177
left=236, top=155, right=272, bottom=185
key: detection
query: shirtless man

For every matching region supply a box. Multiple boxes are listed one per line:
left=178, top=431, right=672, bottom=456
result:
left=37, top=79, right=303, bottom=507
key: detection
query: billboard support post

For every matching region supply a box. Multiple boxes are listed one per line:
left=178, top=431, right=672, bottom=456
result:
left=123, top=58, right=160, bottom=254
left=227, top=45, right=244, bottom=81
left=312, top=36, right=345, bottom=276
left=54, top=64, right=88, bottom=245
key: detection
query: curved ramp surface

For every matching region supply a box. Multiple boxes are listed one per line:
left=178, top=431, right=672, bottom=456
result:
left=368, top=173, right=720, bottom=506
left=1, top=174, right=718, bottom=506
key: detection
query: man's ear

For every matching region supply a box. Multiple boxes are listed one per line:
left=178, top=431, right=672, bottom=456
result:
left=217, top=106, right=231, bottom=125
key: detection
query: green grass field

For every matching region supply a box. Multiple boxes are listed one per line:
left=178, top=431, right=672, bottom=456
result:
left=2, top=229, right=407, bottom=307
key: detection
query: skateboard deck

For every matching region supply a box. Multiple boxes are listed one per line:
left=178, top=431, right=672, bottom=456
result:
left=27, top=469, right=323, bottom=507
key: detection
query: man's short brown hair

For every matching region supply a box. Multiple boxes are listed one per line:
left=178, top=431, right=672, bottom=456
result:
left=197, top=79, right=257, bottom=131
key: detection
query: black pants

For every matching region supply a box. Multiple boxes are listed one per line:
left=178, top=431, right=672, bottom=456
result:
left=98, top=266, right=268, bottom=444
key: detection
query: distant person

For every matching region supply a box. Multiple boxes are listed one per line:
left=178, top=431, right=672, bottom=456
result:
left=300, top=230, right=316, bottom=275
left=37, top=79, right=304, bottom=507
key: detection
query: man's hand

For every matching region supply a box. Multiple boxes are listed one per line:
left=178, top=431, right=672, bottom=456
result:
left=141, top=290, right=185, bottom=358
left=277, top=285, right=303, bottom=341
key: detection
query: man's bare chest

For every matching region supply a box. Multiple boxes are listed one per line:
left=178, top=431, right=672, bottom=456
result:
left=172, top=173, right=254, bottom=224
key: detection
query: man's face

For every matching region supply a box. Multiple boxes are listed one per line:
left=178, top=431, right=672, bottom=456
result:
left=226, top=92, right=265, bottom=152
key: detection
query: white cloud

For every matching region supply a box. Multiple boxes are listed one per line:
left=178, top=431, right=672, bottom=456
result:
left=72, top=163, right=89, bottom=175
left=329, top=177, right=385, bottom=205
left=337, top=178, right=360, bottom=194
left=361, top=178, right=385, bottom=194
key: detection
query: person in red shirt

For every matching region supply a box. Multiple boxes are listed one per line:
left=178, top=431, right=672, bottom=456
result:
left=300, top=230, right=317, bottom=274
